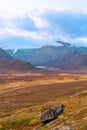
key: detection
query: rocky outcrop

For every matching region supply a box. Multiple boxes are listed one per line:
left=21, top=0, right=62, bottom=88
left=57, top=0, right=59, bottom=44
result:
left=39, top=104, right=65, bottom=125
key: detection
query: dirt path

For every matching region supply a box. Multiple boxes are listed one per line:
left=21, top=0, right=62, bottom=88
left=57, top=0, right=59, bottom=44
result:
left=0, top=83, right=50, bottom=94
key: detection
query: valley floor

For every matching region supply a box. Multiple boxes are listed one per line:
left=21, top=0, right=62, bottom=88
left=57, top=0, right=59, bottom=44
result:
left=0, top=73, right=87, bottom=130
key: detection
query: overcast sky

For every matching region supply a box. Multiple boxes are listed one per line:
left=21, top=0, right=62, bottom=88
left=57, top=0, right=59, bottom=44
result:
left=0, top=0, right=87, bottom=49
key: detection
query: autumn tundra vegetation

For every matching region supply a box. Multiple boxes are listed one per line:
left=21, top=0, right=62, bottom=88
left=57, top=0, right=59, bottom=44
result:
left=0, top=73, right=87, bottom=130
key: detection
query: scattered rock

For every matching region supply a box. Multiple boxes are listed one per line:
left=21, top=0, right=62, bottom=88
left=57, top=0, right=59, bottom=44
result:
left=39, top=104, right=65, bottom=125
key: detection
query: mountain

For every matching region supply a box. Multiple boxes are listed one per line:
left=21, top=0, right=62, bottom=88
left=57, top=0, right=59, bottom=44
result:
left=6, top=41, right=87, bottom=70
left=0, top=48, right=36, bottom=73
left=0, top=48, right=13, bottom=60
left=45, top=51, right=87, bottom=70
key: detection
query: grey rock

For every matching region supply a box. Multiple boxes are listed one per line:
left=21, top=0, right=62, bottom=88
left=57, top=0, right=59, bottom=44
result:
left=39, top=104, right=65, bottom=125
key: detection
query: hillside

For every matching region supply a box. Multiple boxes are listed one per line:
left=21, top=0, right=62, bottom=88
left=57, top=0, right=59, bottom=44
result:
left=0, top=48, right=36, bottom=73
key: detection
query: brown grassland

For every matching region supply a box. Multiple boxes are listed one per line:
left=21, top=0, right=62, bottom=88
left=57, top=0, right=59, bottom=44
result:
left=0, top=73, right=87, bottom=130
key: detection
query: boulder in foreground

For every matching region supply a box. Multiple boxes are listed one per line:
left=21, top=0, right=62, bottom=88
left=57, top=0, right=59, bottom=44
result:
left=39, top=104, right=65, bottom=125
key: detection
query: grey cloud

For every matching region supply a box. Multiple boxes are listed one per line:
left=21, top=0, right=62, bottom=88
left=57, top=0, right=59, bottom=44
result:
left=13, top=16, right=38, bottom=31
left=41, top=10, right=87, bottom=38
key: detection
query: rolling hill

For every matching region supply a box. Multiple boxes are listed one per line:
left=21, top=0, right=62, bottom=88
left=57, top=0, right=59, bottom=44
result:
left=0, top=48, right=36, bottom=73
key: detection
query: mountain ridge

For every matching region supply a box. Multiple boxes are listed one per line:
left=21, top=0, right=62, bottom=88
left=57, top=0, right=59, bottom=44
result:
left=6, top=41, right=87, bottom=70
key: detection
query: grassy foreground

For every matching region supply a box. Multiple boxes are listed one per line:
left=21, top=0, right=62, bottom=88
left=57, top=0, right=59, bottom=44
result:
left=0, top=73, right=87, bottom=130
